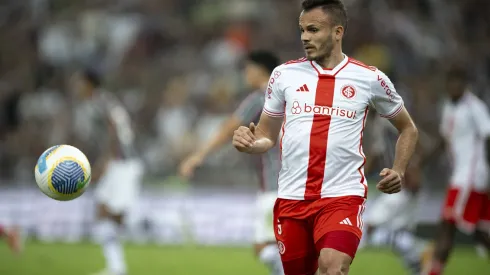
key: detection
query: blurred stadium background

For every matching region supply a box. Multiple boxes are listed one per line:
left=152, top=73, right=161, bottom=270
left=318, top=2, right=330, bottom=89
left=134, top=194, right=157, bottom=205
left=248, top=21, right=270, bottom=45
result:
left=0, top=0, right=489, bottom=274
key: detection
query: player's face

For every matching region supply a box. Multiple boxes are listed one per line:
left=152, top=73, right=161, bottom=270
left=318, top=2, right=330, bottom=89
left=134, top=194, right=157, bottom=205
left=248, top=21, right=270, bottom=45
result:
left=244, top=62, right=265, bottom=90
left=446, top=77, right=466, bottom=100
left=299, top=8, right=343, bottom=61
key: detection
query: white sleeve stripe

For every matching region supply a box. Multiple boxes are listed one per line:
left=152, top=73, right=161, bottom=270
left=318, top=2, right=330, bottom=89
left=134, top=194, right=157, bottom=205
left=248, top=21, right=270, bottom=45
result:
left=263, top=108, right=284, bottom=117
left=380, top=104, right=404, bottom=119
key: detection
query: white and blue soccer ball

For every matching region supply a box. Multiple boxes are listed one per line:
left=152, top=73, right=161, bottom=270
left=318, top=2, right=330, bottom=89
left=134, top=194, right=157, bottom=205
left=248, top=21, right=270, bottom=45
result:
left=34, top=145, right=91, bottom=201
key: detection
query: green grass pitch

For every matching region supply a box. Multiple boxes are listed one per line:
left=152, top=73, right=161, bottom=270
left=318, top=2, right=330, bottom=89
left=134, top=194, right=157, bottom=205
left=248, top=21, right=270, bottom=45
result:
left=0, top=243, right=488, bottom=274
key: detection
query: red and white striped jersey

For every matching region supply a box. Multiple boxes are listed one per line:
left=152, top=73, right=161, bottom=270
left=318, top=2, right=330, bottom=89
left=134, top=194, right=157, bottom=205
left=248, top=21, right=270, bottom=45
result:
left=440, top=92, right=490, bottom=191
left=263, top=55, right=404, bottom=200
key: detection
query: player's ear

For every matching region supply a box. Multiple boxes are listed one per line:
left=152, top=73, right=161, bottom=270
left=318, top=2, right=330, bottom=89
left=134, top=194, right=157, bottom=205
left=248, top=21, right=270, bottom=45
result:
left=334, top=25, right=344, bottom=41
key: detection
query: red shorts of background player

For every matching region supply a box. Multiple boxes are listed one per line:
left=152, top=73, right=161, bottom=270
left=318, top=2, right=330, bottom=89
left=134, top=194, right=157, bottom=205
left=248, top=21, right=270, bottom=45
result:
left=273, top=196, right=365, bottom=275
left=442, top=186, right=490, bottom=234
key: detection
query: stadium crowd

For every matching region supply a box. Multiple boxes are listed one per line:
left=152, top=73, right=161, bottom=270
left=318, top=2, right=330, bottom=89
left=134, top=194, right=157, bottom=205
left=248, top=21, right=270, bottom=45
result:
left=0, top=0, right=488, bottom=189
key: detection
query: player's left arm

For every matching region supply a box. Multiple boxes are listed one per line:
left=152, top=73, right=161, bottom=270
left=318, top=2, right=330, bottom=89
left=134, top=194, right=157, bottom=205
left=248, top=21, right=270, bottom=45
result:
left=388, top=108, right=419, bottom=180
left=370, top=70, right=419, bottom=193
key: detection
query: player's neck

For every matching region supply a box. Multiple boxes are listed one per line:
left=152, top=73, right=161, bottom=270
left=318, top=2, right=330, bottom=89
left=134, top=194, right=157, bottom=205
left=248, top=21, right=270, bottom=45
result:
left=316, top=50, right=344, bottom=69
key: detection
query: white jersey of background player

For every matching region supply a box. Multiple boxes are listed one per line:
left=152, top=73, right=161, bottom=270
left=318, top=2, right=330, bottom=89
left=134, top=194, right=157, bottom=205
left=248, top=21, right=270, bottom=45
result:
left=72, top=69, right=143, bottom=275
left=425, top=66, right=490, bottom=275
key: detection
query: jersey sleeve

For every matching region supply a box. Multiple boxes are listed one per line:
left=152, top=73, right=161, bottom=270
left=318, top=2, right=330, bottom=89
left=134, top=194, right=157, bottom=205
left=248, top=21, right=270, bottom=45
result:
left=370, top=70, right=404, bottom=119
left=263, top=68, right=285, bottom=117
left=233, top=93, right=264, bottom=124
left=469, top=97, right=490, bottom=138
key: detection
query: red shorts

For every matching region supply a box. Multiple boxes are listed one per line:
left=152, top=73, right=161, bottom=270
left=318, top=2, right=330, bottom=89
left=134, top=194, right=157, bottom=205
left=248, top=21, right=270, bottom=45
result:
left=442, top=186, right=490, bottom=233
left=273, top=196, right=365, bottom=275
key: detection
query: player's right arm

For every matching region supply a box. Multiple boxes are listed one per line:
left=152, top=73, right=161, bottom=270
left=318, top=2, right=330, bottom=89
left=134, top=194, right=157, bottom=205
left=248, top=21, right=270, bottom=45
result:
left=233, top=115, right=283, bottom=154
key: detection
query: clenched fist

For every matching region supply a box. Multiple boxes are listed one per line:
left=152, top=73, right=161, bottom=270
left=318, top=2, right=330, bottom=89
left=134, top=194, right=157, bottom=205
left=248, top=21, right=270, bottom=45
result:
left=377, top=168, right=403, bottom=194
left=233, top=122, right=256, bottom=153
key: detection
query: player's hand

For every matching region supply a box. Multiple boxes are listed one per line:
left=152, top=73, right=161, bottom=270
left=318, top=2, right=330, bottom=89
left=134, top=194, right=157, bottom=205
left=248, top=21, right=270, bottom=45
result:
left=233, top=122, right=256, bottom=153
left=377, top=168, right=403, bottom=194
left=179, top=154, right=203, bottom=179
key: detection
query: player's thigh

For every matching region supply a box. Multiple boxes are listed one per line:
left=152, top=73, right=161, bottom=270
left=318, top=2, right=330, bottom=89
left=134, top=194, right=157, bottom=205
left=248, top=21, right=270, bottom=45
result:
left=274, top=202, right=317, bottom=275
left=317, top=237, right=359, bottom=274
left=313, top=196, right=364, bottom=260
left=254, top=191, right=277, bottom=245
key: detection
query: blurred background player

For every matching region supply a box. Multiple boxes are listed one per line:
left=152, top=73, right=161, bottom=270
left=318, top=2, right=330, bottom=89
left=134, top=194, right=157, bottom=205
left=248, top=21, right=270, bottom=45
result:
left=360, top=109, right=435, bottom=274
left=424, top=65, right=490, bottom=275
left=0, top=225, right=21, bottom=255
left=179, top=50, right=283, bottom=275
left=72, top=69, right=144, bottom=275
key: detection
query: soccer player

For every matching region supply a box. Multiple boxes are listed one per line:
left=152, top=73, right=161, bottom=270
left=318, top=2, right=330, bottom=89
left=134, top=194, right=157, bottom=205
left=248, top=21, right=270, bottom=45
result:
left=72, top=69, right=143, bottom=275
left=179, top=51, right=284, bottom=275
left=0, top=225, right=22, bottom=254
left=232, top=1, right=419, bottom=274
left=424, top=65, right=490, bottom=275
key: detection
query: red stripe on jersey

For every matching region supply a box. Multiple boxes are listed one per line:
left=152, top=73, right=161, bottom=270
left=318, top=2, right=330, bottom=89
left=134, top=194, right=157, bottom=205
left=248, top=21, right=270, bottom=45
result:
left=333, top=61, right=350, bottom=76
left=304, top=75, right=336, bottom=200
left=279, top=104, right=286, bottom=161
left=379, top=104, right=403, bottom=119
left=277, top=104, right=287, bottom=190
left=284, top=57, right=307, bottom=65
left=310, top=61, right=322, bottom=75
left=357, top=107, right=369, bottom=198
left=263, top=108, right=284, bottom=117
left=348, top=58, right=377, bottom=72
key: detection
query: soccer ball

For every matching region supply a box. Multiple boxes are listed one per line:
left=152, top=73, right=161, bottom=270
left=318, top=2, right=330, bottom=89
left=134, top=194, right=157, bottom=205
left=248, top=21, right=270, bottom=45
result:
left=34, top=145, right=91, bottom=201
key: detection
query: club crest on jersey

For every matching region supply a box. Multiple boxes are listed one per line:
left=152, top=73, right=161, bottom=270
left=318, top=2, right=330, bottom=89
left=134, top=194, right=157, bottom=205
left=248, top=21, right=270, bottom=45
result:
left=341, top=85, right=357, bottom=99
left=277, top=241, right=286, bottom=255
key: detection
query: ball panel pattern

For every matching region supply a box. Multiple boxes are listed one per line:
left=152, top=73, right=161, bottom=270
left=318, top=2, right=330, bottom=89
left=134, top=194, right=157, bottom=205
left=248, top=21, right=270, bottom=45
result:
left=49, top=158, right=87, bottom=195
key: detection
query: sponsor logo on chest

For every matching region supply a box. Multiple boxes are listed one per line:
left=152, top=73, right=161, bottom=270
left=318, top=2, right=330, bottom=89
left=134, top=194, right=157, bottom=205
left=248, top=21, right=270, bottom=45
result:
left=291, top=101, right=357, bottom=119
